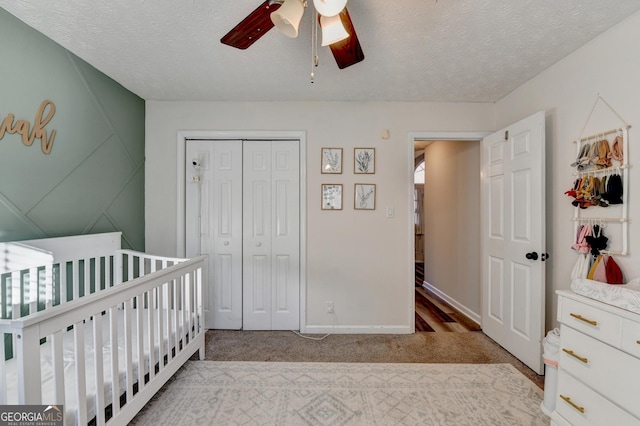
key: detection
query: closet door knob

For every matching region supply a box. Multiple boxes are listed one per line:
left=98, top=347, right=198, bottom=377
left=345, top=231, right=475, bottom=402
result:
left=526, top=252, right=539, bottom=261
left=256, top=242, right=262, bottom=247
left=541, top=253, right=550, bottom=261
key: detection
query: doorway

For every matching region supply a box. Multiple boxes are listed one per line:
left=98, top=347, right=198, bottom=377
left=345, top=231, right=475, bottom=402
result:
left=176, top=131, right=307, bottom=332
left=409, top=132, right=488, bottom=332
left=410, top=113, right=547, bottom=375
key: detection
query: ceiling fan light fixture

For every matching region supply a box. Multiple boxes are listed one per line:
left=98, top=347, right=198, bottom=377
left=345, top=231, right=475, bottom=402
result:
left=313, top=0, right=347, bottom=17
left=270, top=0, right=305, bottom=38
left=320, top=14, right=349, bottom=46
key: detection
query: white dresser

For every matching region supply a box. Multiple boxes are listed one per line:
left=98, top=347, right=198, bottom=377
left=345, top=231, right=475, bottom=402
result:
left=551, top=290, right=640, bottom=425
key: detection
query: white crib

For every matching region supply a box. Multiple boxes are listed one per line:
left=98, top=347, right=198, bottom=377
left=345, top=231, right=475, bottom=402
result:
left=0, top=232, right=206, bottom=425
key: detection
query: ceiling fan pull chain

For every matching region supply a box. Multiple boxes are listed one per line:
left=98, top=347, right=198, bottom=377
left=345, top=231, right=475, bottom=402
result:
left=310, top=5, right=318, bottom=83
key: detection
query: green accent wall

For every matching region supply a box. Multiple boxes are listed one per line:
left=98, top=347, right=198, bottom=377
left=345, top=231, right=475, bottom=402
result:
left=0, top=8, right=145, bottom=250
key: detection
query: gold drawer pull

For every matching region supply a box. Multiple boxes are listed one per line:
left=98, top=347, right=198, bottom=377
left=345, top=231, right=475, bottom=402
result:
left=562, top=348, right=589, bottom=364
left=560, top=395, right=585, bottom=413
left=570, top=312, right=598, bottom=326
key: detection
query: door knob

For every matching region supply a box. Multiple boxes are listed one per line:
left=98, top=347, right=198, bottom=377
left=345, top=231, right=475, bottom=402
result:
left=541, top=253, right=550, bottom=261
left=256, top=242, right=262, bottom=247
left=224, top=241, right=229, bottom=246
left=526, top=252, right=539, bottom=261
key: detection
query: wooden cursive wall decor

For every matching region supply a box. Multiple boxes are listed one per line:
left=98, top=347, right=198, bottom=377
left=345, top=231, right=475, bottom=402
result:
left=0, top=100, right=57, bottom=154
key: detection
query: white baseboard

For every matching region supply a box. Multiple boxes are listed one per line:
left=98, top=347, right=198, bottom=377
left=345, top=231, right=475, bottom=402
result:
left=301, top=325, right=412, bottom=334
left=422, top=281, right=481, bottom=326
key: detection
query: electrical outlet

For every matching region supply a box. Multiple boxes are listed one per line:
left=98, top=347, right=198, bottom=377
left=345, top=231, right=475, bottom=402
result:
left=325, top=301, right=334, bottom=314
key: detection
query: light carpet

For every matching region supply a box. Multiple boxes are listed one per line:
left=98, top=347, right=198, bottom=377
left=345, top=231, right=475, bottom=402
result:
left=131, top=361, right=547, bottom=426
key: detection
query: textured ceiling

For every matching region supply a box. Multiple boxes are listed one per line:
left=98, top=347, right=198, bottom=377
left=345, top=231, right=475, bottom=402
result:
left=2, top=1, right=640, bottom=102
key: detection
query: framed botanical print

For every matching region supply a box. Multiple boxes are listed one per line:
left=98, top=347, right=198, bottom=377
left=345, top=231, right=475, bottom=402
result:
left=354, top=148, right=375, bottom=174
left=321, top=184, right=343, bottom=210
left=321, top=148, right=343, bottom=174
left=354, top=184, right=376, bottom=210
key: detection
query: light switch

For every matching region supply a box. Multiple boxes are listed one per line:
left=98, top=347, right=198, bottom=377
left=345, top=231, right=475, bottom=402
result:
left=386, top=206, right=394, bottom=218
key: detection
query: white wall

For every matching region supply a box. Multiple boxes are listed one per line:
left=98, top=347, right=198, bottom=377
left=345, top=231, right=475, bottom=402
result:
left=145, top=101, right=494, bottom=331
left=494, top=11, right=640, bottom=329
left=423, top=141, right=481, bottom=319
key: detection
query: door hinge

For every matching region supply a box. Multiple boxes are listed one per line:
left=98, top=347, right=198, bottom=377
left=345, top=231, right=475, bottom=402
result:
left=504, top=130, right=509, bottom=140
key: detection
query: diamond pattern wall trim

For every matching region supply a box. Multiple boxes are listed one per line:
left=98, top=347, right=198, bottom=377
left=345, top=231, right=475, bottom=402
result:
left=0, top=9, right=145, bottom=250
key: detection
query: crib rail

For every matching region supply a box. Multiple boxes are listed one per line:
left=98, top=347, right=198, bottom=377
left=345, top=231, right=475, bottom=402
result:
left=0, top=250, right=190, bottom=363
left=0, top=250, right=189, bottom=318
left=0, top=252, right=205, bottom=425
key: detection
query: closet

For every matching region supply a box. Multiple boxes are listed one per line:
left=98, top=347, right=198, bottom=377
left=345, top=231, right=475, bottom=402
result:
left=185, top=139, right=300, bottom=331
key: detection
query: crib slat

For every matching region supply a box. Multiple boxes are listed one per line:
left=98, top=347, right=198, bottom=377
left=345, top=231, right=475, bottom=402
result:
left=158, top=284, right=166, bottom=368
left=128, top=255, right=134, bottom=282
left=28, top=267, right=37, bottom=315
left=0, top=331, right=6, bottom=405
left=17, top=325, right=42, bottom=404
left=93, top=314, right=105, bottom=425
left=11, top=271, right=20, bottom=354
left=172, top=279, right=178, bottom=360
left=196, top=267, right=204, bottom=360
left=51, top=330, right=65, bottom=406
left=105, top=256, right=112, bottom=289
left=185, top=272, right=192, bottom=341
left=72, top=260, right=80, bottom=301
left=109, top=306, right=120, bottom=417
left=44, top=264, right=54, bottom=310
left=147, top=290, right=155, bottom=380
left=11, top=271, right=20, bottom=319
left=150, top=261, right=157, bottom=308
left=179, top=276, right=186, bottom=352
left=60, top=263, right=67, bottom=304
left=123, top=300, right=134, bottom=405
left=95, top=257, right=102, bottom=292
left=84, top=258, right=91, bottom=297
left=114, top=253, right=123, bottom=286
left=136, top=296, right=144, bottom=392
left=162, top=281, right=173, bottom=363
left=74, top=322, right=88, bottom=425
left=1, top=275, right=6, bottom=319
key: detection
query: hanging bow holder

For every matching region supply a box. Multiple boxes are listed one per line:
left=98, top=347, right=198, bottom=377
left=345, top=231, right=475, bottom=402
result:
left=567, top=94, right=631, bottom=257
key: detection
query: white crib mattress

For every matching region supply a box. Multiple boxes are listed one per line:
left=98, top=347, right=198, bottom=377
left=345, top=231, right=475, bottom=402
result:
left=5, top=308, right=190, bottom=425
left=571, top=278, right=640, bottom=314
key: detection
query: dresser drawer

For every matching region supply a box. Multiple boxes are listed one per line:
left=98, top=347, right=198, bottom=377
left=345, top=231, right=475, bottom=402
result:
left=559, top=296, right=621, bottom=347
left=556, top=371, right=638, bottom=425
left=559, top=325, right=640, bottom=418
left=620, top=317, right=640, bottom=359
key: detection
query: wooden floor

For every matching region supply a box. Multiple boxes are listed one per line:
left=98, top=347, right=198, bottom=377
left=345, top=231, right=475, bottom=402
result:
left=415, top=263, right=481, bottom=333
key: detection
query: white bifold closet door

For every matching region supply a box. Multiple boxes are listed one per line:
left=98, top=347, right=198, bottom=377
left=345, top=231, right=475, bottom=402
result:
left=242, top=140, right=300, bottom=330
left=185, top=139, right=299, bottom=331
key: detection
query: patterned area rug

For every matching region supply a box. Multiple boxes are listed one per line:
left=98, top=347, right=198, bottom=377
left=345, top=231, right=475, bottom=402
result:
left=131, top=361, right=547, bottom=425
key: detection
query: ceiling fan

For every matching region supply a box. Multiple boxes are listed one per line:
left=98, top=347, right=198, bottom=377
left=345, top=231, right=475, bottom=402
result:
left=221, top=0, right=364, bottom=70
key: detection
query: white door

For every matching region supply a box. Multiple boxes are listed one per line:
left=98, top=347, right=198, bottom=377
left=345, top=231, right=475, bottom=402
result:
left=481, top=111, right=546, bottom=374
left=186, top=140, right=243, bottom=329
left=186, top=139, right=300, bottom=330
left=243, top=140, right=300, bottom=330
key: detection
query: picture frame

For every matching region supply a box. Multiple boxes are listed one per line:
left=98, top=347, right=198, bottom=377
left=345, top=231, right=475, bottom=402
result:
left=321, top=184, right=343, bottom=210
left=354, top=184, right=376, bottom=210
left=354, top=148, right=375, bottom=174
left=321, top=148, right=343, bottom=174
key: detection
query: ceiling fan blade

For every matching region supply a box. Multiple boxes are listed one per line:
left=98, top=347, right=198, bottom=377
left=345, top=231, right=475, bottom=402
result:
left=328, top=7, right=365, bottom=69
left=221, top=1, right=282, bottom=50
